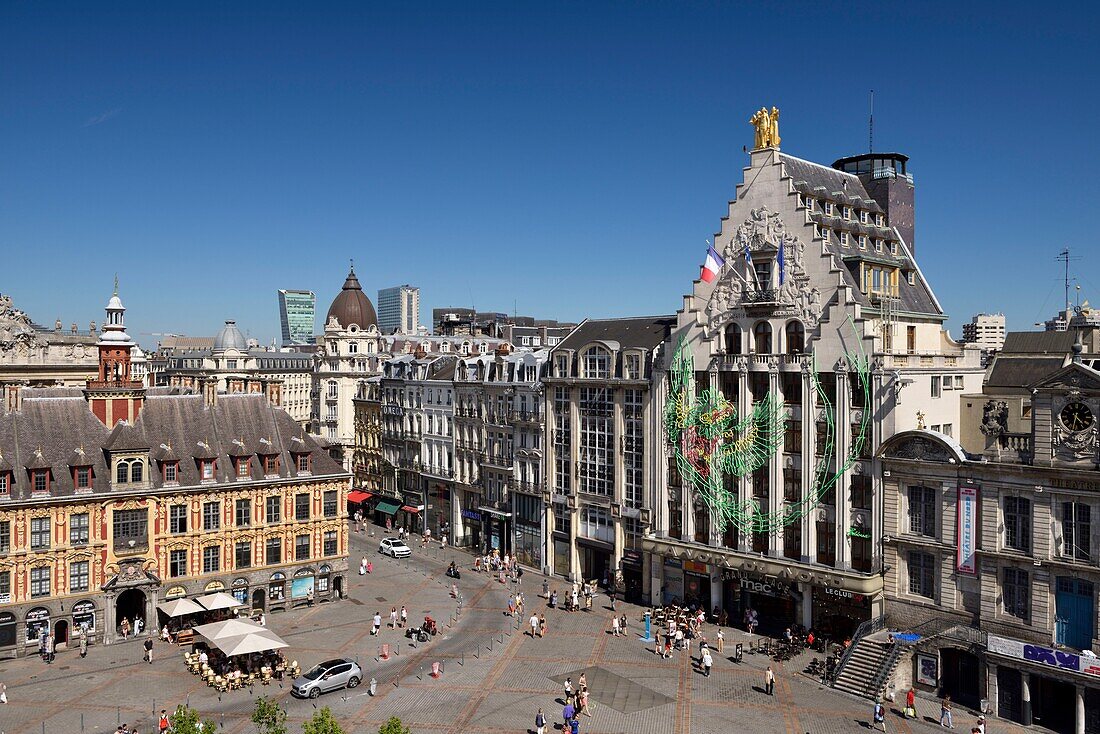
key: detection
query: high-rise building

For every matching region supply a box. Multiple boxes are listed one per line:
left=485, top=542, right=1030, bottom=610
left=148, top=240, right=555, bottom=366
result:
left=277, top=290, right=316, bottom=346
left=377, top=285, right=420, bottom=335
left=961, top=312, right=1006, bottom=351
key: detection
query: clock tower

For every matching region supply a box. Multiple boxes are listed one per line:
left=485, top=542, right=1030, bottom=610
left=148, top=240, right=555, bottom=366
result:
left=1029, top=344, right=1100, bottom=467
left=85, top=281, right=146, bottom=427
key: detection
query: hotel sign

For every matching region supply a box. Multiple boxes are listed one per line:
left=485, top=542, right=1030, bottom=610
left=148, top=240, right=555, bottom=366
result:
left=956, top=483, right=979, bottom=575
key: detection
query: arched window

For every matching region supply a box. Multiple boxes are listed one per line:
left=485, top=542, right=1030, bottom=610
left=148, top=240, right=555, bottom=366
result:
left=582, top=346, right=611, bottom=379
left=785, top=321, right=805, bottom=354
left=130, top=461, right=143, bottom=483
left=327, top=380, right=338, bottom=399
left=753, top=322, right=772, bottom=354
left=116, top=462, right=128, bottom=484
left=725, top=324, right=742, bottom=355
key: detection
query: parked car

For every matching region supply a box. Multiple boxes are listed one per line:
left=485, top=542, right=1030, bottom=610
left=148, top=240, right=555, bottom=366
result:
left=378, top=537, right=412, bottom=558
left=291, top=658, right=363, bottom=699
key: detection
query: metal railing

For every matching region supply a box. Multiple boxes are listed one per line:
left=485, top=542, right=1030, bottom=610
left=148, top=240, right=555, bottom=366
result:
left=831, top=614, right=886, bottom=685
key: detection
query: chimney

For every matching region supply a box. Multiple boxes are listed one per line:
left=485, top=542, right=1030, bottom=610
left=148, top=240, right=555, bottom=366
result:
left=265, top=379, right=283, bottom=407
left=203, top=377, right=219, bottom=408
left=5, top=383, right=24, bottom=412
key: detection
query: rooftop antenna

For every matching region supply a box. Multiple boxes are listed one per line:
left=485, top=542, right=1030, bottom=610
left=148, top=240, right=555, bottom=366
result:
left=1057, top=248, right=1082, bottom=315
left=868, top=89, right=874, bottom=154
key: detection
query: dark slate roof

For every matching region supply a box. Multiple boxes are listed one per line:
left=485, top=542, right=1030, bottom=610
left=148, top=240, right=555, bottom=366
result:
left=555, top=316, right=676, bottom=352
left=0, top=391, right=344, bottom=501
left=1001, top=331, right=1077, bottom=354
left=986, top=356, right=1066, bottom=389
left=429, top=357, right=457, bottom=381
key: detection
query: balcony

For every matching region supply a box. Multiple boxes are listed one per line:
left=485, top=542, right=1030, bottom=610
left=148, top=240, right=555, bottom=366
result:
left=742, top=288, right=782, bottom=306
left=480, top=452, right=514, bottom=469
left=996, top=432, right=1033, bottom=463
left=509, top=410, right=543, bottom=425
left=508, top=477, right=544, bottom=493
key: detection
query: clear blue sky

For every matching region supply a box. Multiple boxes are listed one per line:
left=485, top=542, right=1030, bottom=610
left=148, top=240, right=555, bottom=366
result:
left=2, top=1, right=1097, bottom=347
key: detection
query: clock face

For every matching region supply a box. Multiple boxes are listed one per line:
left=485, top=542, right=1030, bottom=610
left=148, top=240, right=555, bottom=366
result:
left=1060, top=402, right=1094, bottom=433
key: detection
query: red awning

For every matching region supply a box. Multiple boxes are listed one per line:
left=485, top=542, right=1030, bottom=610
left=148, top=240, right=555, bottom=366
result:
left=348, top=490, right=372, bottom=504
left=401, top=506, right=420, bottom=514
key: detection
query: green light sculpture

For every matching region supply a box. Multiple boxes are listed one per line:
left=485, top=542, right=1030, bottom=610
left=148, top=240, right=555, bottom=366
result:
left=665, top=318, right=871, bottom=535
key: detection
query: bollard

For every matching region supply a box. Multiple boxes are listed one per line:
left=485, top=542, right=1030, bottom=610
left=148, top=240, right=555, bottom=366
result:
left=381, top=643, right=391, bottom=660
left=487, top=637, right=493, bottom=651
left=82, top=713, right=85, bottom=732
left=369, top=677, right=377, bottom=696
left=417, top=665, right=424, bottom=680
left=118, top=707, right=121, bottom=724
left=460, top=651, right=464, bottom=666
left=430, top=661, right=441, bottom=678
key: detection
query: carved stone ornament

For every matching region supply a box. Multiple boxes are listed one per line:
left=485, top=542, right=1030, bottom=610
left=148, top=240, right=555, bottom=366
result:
left=1052, top=396, right=1098, bottom=461
left=889, top=437, right=952, bottom=463
left=979, top=400, right=1009, bottom=437
left=705, top=206, right=820, bottom=334
left=0, top=293, right=47, bottom=354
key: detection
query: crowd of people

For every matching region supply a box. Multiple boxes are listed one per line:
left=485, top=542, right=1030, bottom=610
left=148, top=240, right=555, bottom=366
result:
left=184, top=645, right=297, bottom=691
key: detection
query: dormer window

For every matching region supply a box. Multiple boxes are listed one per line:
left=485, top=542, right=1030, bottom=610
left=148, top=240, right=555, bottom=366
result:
left=823, top=201, right=834, bottom=215
left=821, top=228, right=830, bottom=242
left=164, top=461, right=179, bottom=484
left=0, top=472, right=10, bottom=496
left=348, top=341, right=358, bottom=354
left=201, top=459, right=216, bottom=481
left=859, top=210, right=869, bottom=224
left=858, top=235, right=868, bottom=250
left=74, top=466, right=92, bottom=491
left=115, top=459, right=144, bottom=485
left=226, top=359, right=238, bottom=370
left=876, top=214, right=884, bottom=226
left=805, top=198, right=815, bottom=212
left=844, top=206, right=853, bottom=220
left=263, top=455, right=279, bottom=476
left=295, top=453, right=311, bottom=473
left=31, top=469, right=50, bottom=496
left=235, top=457, right=251, bottom=478
left=840, top=232, right=849, bottom=247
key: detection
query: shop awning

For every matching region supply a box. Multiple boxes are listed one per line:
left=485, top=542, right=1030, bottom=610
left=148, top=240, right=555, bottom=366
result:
left=480, top=506, right=512, bottom=519
left=375, top=500, right=401, bottom=515
left=401, top=506, right=420, bottom=514
left=347, top=490, right=372, bottom=504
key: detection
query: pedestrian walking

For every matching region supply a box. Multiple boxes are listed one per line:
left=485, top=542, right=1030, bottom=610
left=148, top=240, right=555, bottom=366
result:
left=121, top=617, right=131, bottom=638
left=654, top=630, right=663, bottom=656
left=975, top=715, right=985, bottom=734
left=539, top=613, right=547, bottom=637
left=400, top=606, right=408, bottom=628
left=563, top=677, right=574, bottom=705
left=1, top=682, right=7, bottom=704
left=530, top=612, right=540, bottom=638
left=366, top=560, right=373, bottom=574
left=360, top=556, right=367, bottom=575
left=143, top=637, right=154, bottom=664
left=940, top=695, right=954, bottom=728
left=542, top=579, right=550, bottom=598
left=905, top=688, right=916, bottom=719
left=45, top=632, right=54, bottom=663
left=608, top=587, right=616, bottom=611
left=562, top=702, right=576, bottom=728
left=158, top=710, right=169, bottom=732
left=699, top=635, right=708, bottom=656
left=578, top=673, right=587, bottom=690
left=611, top=614, right=621, bottom=637
left=873, top=700, right=887, bottom=732
left=390, top=607, right=398, bottom=628
left=702, top=647, right=713, bottom=677
left=579, top=687, right=592, bottom=717
left=372, top=612, right=381, bottom=636
left=79, top=627, right=88, bottom=657
left=534, top=707, right=546, bottom=734
left=306, top=589, right=315, bottom=607
left=765, top=666, right=775, bottom=695
left=716, top=628, right=724, bottom=654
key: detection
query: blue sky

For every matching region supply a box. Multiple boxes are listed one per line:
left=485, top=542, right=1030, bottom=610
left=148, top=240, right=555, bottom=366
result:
left=2, top=1, right=1097, bottom=347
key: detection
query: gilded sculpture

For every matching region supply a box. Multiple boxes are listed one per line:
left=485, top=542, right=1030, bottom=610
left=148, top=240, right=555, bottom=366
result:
left=750, top=106, right=781, bottom=149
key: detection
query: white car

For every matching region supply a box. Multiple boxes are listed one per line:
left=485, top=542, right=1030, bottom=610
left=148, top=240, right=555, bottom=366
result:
left=378, top=537, right=411, bottom=558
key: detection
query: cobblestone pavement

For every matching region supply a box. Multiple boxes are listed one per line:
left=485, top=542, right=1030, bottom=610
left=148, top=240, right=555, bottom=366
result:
left=0, top=528, right=1028, bottom=734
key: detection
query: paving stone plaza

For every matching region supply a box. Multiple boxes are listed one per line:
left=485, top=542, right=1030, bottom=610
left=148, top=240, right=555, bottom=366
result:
left=0, top=530, right=1015, bottom=734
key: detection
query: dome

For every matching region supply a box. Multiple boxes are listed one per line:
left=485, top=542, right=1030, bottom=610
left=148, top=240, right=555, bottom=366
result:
left=326, top=266, right=377, bottom=330
left=213, top=320, right=248, bottom=352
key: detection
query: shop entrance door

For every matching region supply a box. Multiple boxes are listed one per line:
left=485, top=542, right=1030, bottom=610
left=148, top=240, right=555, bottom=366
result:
left=997, top=666, right=1022, bottom=723
left=940, top=648, right=981, bottom=708
left=1056, top=577, right=1095, bottom=650
left=54, top=619, right=69, bottom=646
left=581, top=547, right=611, bottom=586
left=1032, top=675, right=1076, bottom=734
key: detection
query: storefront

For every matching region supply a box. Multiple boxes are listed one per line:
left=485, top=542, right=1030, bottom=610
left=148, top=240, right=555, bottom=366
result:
left=577, top=538, right=613, bottom=586
left=988, top=634, right=1100, bottom=733
left=25, top=607, right=50, bottom=646
left=373, top=499, right=401, bottom=531
left=734, top=575, right=798, bottom=634
left=683, top=561, right=712, bottom=608
left=0, top=611, right=15, bottom=649
left=231, top=578, right=250, bottom=606
left=662, top=557, right=684, bottom=604
left=347, top=489, right=373, bottom=515
left=427, top=482, right=451, bottom=537
left=71, top=600, right=96, bottom=637
left=811, top=586, right=872, bottom=639
left=400, top=502, right=423, bottom=535
left=459, top=502, right=482, bottom=549
left=481, top=506, right=512, bottom=555
left=553, top=535, right=571, bottom=578
left=513, top=492, right=543, bottom=570
left=268, top=572, right=287, bottom=605
left=621, top=549, right=644, bottom=604
left=291, top=568, right=315, bottom=600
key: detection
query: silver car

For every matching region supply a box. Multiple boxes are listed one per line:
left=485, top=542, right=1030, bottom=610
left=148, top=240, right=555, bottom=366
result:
left=291, top=658, right=363, bottom=699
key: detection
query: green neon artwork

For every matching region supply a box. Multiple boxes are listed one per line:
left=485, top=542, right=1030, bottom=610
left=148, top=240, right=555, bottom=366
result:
left=665, top=317, right=872, bottom=535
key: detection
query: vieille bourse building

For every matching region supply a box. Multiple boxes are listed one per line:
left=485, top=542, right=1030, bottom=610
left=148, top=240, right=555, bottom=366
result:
left=0, top=290, right=349, bottom=657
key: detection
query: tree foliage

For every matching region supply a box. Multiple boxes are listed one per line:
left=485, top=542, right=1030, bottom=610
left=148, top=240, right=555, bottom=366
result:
left=301, top=707, right=346, bottom=734
left=252, top=696, right=289, bottom=734
left=377, top=717, right=411, bottom=734
left=168, top=705, right=218, bottom=734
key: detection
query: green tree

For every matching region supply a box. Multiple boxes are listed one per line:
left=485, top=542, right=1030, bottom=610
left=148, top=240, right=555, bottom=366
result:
left=252, top=696, right=289, bottom=734
left=168, top=705, right=218, bottom=734
left=377, top=717, right=411, bottom=734
left=301, top=707, right=346, bottom=734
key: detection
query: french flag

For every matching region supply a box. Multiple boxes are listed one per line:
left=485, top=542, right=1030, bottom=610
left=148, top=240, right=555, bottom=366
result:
left=700, top=244, right=725, bottom=283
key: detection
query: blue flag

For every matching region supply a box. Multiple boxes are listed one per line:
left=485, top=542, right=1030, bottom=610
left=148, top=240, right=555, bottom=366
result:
left=777, top=242, right=786, bottom=285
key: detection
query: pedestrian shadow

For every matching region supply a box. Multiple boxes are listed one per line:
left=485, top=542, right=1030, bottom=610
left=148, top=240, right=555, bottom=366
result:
left=853, top=720, right=872, bottom=729
left=751, top=685, right=768, bottom=694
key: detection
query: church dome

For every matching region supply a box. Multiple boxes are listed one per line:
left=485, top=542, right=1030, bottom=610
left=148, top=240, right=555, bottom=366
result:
left=213, top=320, right=248, bottom=352
left=326, top=266, right=377, bottom=330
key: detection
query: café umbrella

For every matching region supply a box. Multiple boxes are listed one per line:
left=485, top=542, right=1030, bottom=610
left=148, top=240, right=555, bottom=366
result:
left=156, top=598, right=205, bottom=618
left=193, top=591, right=244, bottom=611
left=193, top=618, right=266, bottom=643
left=212, top=630, right=288, bottom=656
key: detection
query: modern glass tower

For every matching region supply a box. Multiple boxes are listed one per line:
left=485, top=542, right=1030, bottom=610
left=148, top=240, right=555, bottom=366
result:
left=278, top=289, right=317, bottom=346
left=377, top=284, right=420, bottom=335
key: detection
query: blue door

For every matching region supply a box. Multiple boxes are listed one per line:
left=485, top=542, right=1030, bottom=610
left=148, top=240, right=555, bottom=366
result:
left=1056, top=577, right=1095, bottom=650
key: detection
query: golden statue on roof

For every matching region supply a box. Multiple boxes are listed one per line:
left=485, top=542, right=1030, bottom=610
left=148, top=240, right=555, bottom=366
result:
left=750, top=106, right=780, bottom=150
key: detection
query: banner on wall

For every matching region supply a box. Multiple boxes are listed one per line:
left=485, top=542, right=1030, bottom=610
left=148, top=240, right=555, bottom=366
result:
left=956, top=483, right=979, bottom=574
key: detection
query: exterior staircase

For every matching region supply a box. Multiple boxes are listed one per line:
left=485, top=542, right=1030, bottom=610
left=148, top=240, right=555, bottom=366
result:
left=832, top=636, right=901, bottom=700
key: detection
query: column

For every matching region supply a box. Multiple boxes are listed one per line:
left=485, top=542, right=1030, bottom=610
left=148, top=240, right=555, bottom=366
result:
left=737, top=361, right=751, bottom=552
left=802, top=361, right=816, bottom=562
left=767, top=360, right=781, bottom=558
left=986, top=662, right=999, bottom=721
left=1077, top=684, right=1085, bottom=734
left=801, top=585, right=813, bottom=628
left=613, top=384, right=625, bottom=569
left=834, top=365, right=852, bottom=569
left=569, top=386, right=581, bottom=582
left=1021, top=671, right=1032, bottom=726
